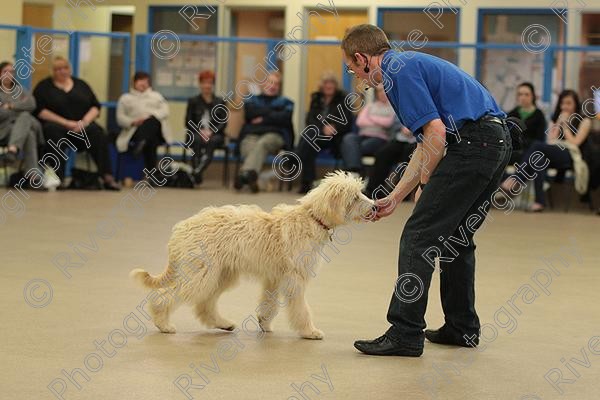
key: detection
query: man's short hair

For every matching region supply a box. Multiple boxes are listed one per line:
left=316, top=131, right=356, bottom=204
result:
left=268, top=71, right=282, bottom=81
left=341, top=24, right=391, bottom=62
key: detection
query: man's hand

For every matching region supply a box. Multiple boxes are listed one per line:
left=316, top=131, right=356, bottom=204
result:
left=414, top=186, right=423, bottom=203
left=251, top=116, right=263, bottom=124
left=372, top=195, right=402, bottom=221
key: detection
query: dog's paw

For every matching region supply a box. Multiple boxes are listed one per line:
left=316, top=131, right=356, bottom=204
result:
left=301, top=328, right=324, bottom=340
left=156, top=323, right=177, bottom=334
left=217, top=323, right=236, bottom=332
left=258, top=317, right=273, bottom=332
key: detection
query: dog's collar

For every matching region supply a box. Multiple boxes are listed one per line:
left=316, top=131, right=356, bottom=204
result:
left=311, top=215, right=334, bottom=240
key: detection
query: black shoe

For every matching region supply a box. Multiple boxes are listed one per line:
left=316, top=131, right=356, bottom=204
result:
left=103, top=180, right=121, bottom=191
left=5, top=150, right=18, bottom=164
left=193, top=169, right=203, bottom=185
left=425, top=325, right=479, bottom=348
left=233, top=173, right=247, bottom=190
left=247, top=170, right=259, bottom=193
left=354, top=334, right=423, bottom=357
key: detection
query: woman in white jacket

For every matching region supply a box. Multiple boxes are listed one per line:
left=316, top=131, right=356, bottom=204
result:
left=116, top=71, right=172, bottom=171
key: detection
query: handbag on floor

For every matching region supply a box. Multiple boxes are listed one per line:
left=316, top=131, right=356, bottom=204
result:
left=68, top=168, right=103, bottom=190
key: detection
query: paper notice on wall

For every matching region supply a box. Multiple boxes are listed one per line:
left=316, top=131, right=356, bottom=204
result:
left=156, top=69, right=173, bottom=86
left=79, top=38, right=91, bottom=62
left=53, top=36, right=69, bottom=56
left=174, top=72, right=192, bottom=87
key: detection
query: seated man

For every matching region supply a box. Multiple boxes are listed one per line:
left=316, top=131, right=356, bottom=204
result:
left=234, top=71, right=294, bottom=193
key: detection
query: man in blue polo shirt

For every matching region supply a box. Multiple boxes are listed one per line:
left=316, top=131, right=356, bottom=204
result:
left=342, top=24, right=512, bottom=357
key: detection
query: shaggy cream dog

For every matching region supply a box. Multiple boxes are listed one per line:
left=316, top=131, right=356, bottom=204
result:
left=131, top=171, right=374, bottom=339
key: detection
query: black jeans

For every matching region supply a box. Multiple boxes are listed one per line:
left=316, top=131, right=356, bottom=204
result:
left=191, top=132, right=225, bottom=175
left=385, top=119, right=512, bottom=349
left=42, top=121, right=113, bottom=179
left=131, top=116, right=165, bottom=170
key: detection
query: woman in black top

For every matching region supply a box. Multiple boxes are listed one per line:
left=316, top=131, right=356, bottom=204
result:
left=185, top=70, right=227, bottom=184
left=294, top=72, right=354, bottom=193
left=506, top=82, right=547, bottom=162
left=33, top=56, right=119, bottom=190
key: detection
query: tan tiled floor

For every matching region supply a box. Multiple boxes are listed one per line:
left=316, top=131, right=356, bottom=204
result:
left=1, top=184, right=599, bottom=400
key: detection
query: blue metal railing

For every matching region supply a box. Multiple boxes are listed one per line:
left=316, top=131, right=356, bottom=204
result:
left=3, top=24, right=600, bottom=107
left=0, top=24, right=131, bottom=105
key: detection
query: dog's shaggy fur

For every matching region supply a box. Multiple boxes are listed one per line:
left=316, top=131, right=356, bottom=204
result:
left=130, top=171, right=374, bottom=339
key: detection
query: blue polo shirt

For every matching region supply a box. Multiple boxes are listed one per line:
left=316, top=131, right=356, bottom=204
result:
left=380, top=50, right=505, bottom=140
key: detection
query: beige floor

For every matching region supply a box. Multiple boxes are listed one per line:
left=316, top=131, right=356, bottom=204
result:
left=1, top=181, right=599, bottom=400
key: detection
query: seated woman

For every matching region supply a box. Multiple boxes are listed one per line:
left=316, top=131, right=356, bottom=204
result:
left=185, top=70, right=227, bottom=184
left=501, top=89, right=592, bottom=212
left=0, top=61, right=43, bottom=186
left=506, top=82, right=547, bottom=163
left=295, top=72, right=353, bottom=194
left=364, top=121, right=416, bottom=200
left=33, top=56, right=119, bottom=190
left=341, top=85, right=395, bottom=175
left=116, top=71, right=172, bottom=174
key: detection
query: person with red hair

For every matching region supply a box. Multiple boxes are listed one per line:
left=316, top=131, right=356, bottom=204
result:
left=185, top=70, right=227, bottom=184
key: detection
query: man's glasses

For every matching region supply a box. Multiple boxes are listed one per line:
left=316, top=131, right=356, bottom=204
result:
left=345, top=65, right=355, bottom=75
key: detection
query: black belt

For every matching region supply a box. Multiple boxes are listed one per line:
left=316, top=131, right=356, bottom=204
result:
left=448, top=115, right=507, bottom=145
left=480, top=115, right=505, bottom=125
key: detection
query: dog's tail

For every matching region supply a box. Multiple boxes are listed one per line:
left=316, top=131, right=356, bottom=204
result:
left=130, top=266, right=176, bottom=289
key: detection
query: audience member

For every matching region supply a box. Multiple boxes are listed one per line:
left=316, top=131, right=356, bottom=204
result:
left=116, top=71, right=172, bottom=175
left=234, top=71, right=293, bottom=193
left=364, top=121, right=416, bottom=199
left=0, top=61, right=43, bottom=186
left=506, top=82, right=547, bottom=162
left=33, top=56, right=119, bottom=190
left=341, top=85, right=395, bottom=174
left=295, top=72, right=353, bottom=194
left=185, top=70, right=227, bottom=184
left=501, top=89, right=591, bottom=212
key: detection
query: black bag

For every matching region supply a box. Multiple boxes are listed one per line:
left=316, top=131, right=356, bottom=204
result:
left=505, top=116, right=527, bottom=152
left=68, top=168, right=102, bottom=190
left=8, top=171, right=25, bottom=187
left=153, top=169, right=195, bottom=189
